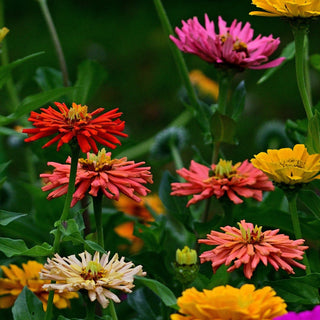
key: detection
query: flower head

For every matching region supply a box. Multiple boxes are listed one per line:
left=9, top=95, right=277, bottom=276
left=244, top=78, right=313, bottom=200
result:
left=251, top=144, right=320, bottom=186
left=171, top=159, right=274, bottom=206
left=40, top=251, right=145, bottom=309
left=199, top=220, right=308, bottom=279
left=40, top=148, right=153, bottom=206
left=274, top=305, right=320, bottom=320
left=23, top=102, right=127, bottom=153
left=0, top=260, right=78, bottom=310
left=170, top=14, right=285, bottom=70
left=171, top=284, right=287, bottom=320
left=189, top=70, right=219, bottom=101
left=250, top=0, right=320, bottom=18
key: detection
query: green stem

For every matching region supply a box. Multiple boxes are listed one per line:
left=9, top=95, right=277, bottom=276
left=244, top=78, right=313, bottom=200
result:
left=286, top=192, right=311, bottom=275
left=37, top=0, right=69, bottom=86
left=109, top=300, right=118, bottom=320
left=217, top=71, right=232, bottom=115
left=292, top=26, right=313, bottom=120
left=45, top=142, right=80, bottom=320
left=0, top=0, right=19, bottom=111
left=93, top=191, right=104, bottom=248
left=170, top=139, right=184, bottom=170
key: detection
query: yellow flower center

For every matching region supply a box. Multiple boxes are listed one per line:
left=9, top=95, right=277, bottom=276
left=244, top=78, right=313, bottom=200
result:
left=233, top=40, right=248, bottom=55
left=80, top=261, right=104, bottom=281
left=79, top=148, right=120, bottom=171
left=176, top=246, right=197, bottom=265
left=66, top=103, right=92, bottom=122
left=238, top=222, right=263, bottom=244
left=279, top=159, right=305, bottom=169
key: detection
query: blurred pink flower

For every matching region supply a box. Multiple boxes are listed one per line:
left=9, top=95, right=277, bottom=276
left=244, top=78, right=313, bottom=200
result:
left=170, top=14, right=285, bottom=70
left=41, top=148, right=153, bottom=206
left=199, top=220, right=308, bottom=279
left=170, top=159, right=274, bottom=206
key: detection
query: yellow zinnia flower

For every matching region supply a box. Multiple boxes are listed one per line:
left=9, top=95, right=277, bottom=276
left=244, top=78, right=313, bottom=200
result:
left=171, top=284, right=287, bottom=320
left=250, top=0, right=320, bottom=18
left=251, top=144, right=320, bottom=185
left=0, top=260, right=78, bottom=310
left=189, top=70, right=219, bottom=101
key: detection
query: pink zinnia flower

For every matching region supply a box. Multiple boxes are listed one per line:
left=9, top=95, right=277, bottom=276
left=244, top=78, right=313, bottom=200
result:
left=170, top=14, right=285, bottom=70
left=40, top=148, right=153, bottom=206
left=273, top=305, right=320, bottom=320
left=199, top=220, right=308, bottom=279
left=23, top=102, right=127, bottom=153
left=170, top=159, right=274, bottom=206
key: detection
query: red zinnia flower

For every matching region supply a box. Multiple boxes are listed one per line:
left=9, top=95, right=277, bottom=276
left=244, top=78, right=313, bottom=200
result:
left=199, top=220, right=308, bottom=279
left=23, top=102, right=127, bottom=153
left=171, top=159, right=274, bottom=206
left=40, top=148, right=153, bottom=207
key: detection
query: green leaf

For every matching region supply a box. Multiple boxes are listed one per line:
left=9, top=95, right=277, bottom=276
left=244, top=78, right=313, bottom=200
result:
left=84, top=240, right=106, bottom=254
left=0, top=161, right=10, bottom=174
left=231, top=80, right=246, bottom=121
left=72, top=60, right=108, bottom=104
left=34, top=67, right=64, bottom=91
left=299, top=189, right=320, bottom=220
left=12, top=287, right=45, bottom=320
left=0, top=52, right=44, bottom=90
left=0, top=237, right=52, bottom=257
left=306, top=110, right=320, bottom=153
left=310, top=54, right=320, bottom=72
left=258, top=41, right=295, bottom=84
left=211, top=111, right=237, bottom=144
left=135, top=276, right=177, bottom=309
left=0, top=210, right=27, bottom=226
left=266, top=274, right=320, bottom=305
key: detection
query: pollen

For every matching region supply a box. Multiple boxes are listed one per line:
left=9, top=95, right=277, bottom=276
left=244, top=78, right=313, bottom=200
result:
left=67, top=103, right=92, bottom=122
left=80, top=261, right=105, bottom=281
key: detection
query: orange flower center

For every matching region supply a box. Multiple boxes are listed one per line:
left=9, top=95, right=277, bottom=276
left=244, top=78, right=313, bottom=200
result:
left=66, top=103, right=92, bottom=122
left=239, top=222, right=264, bottom=244
left=220, top=34, right=249, bottom=55
left=279, top=159, right=305, bottom=169
left=79, top=148, right=121, bottom=171
left=80, top=261, right=105, bottom=281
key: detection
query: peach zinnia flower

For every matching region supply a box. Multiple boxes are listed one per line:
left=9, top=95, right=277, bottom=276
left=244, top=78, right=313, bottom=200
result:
left=251, top=144, right=320, bottom=186
left=171, top=284, right=287, bottom=320
left=170, top=14, right=285, bottom=70
left=0, top=260, right=78, bottom=310
left=171, top=159, right=274, bottom=206
left=23, top=102, right=127, bottom=153
left=199, top=220, right=308, bottom=279
left=40, top=148, right=153, bottom=206
left=40, top=251, right=145, bottom=309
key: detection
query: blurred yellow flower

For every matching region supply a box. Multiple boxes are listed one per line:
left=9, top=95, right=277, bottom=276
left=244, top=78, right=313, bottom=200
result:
left=176, top=246, right=197, bottom=266
left=251, top=144, right=320, bottom=185
left=0, top=260, right=78, bottom=310
left=171, top=284, right=287, bottom=320
left=0, top=27, right=9, bottom=43
left=250, top=0, right=320, bottom=18
left=189, top=70, right=219, bottom=101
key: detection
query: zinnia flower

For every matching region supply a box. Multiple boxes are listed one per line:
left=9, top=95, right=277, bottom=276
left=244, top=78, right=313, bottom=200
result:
left=189, top=70, right=219, bottom=101
left=199, top=220, right=308, bottom=279
left=40, top=148, right=153, bottom=206
left=0, top=260, right=78, bottom=310
left=40, top=251, right=146, bottom=309
left=171, top=159, right=274, bottom=206
left=274, top=305, right=320, bottom=320
left=170, top=14, right=285, bottom=70
left=250, top=0, right=320, bottom=18
left=251, top=144, right=320, bottom=186
left=171, top=284, right=287, bottom=320
left=23, top=102, right=127, bottom=153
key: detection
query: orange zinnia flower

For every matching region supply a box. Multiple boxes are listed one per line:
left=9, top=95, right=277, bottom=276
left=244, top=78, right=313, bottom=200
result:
left=171, top=159, right=274, bottom=206
left=23, top=102, right=127, bottom=153
left=199, top=220, right=308, bottom=279
left=0, top=260, right=78, bottom=310
left=40, top=148, right=153, bottom=206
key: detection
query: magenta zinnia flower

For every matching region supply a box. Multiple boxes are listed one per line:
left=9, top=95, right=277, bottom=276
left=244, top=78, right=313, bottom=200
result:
left=274, top=305, right=320, bottom=320
left=199, top=220, right=308, bottom=279
left=40, top=148, right=153, bottom=206
left=170, top=159, right=274, bottom=206
left=170, top=14, right=285, bottom=70
left=23, top=102, right=127, bottom=153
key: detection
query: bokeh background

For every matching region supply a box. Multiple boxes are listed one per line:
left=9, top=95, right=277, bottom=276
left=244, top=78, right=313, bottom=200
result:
left=2, top=0, right=320, bottom=201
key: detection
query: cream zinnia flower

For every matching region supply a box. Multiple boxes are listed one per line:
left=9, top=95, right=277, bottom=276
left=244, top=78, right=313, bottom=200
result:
left=40, top=251, right=146, bottom=308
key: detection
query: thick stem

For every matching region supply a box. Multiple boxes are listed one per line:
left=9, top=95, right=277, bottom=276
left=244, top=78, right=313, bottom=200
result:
left=216, top=71, right=231, bottom=115
left=292, top=26, right=313, bottom=120
left=93, top=191, right=104, bottom=248
left=109, top=300, right=118, bottom=320
left=37, top=0, right=69, bottom=86
left=286, top=192, right=311, bottom=275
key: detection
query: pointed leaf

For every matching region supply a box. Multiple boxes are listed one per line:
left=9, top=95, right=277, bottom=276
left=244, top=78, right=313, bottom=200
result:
left=0, top=210, right=27, bottom=226
left=211, top=111, right=237, bottom=144
left=12, top=287, right=45, bottom=320
left=299, top=189, right=320, bottom=220
left=34, top=67, right=64, bottom=91
left=231, top=80, right=246, bottom=121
